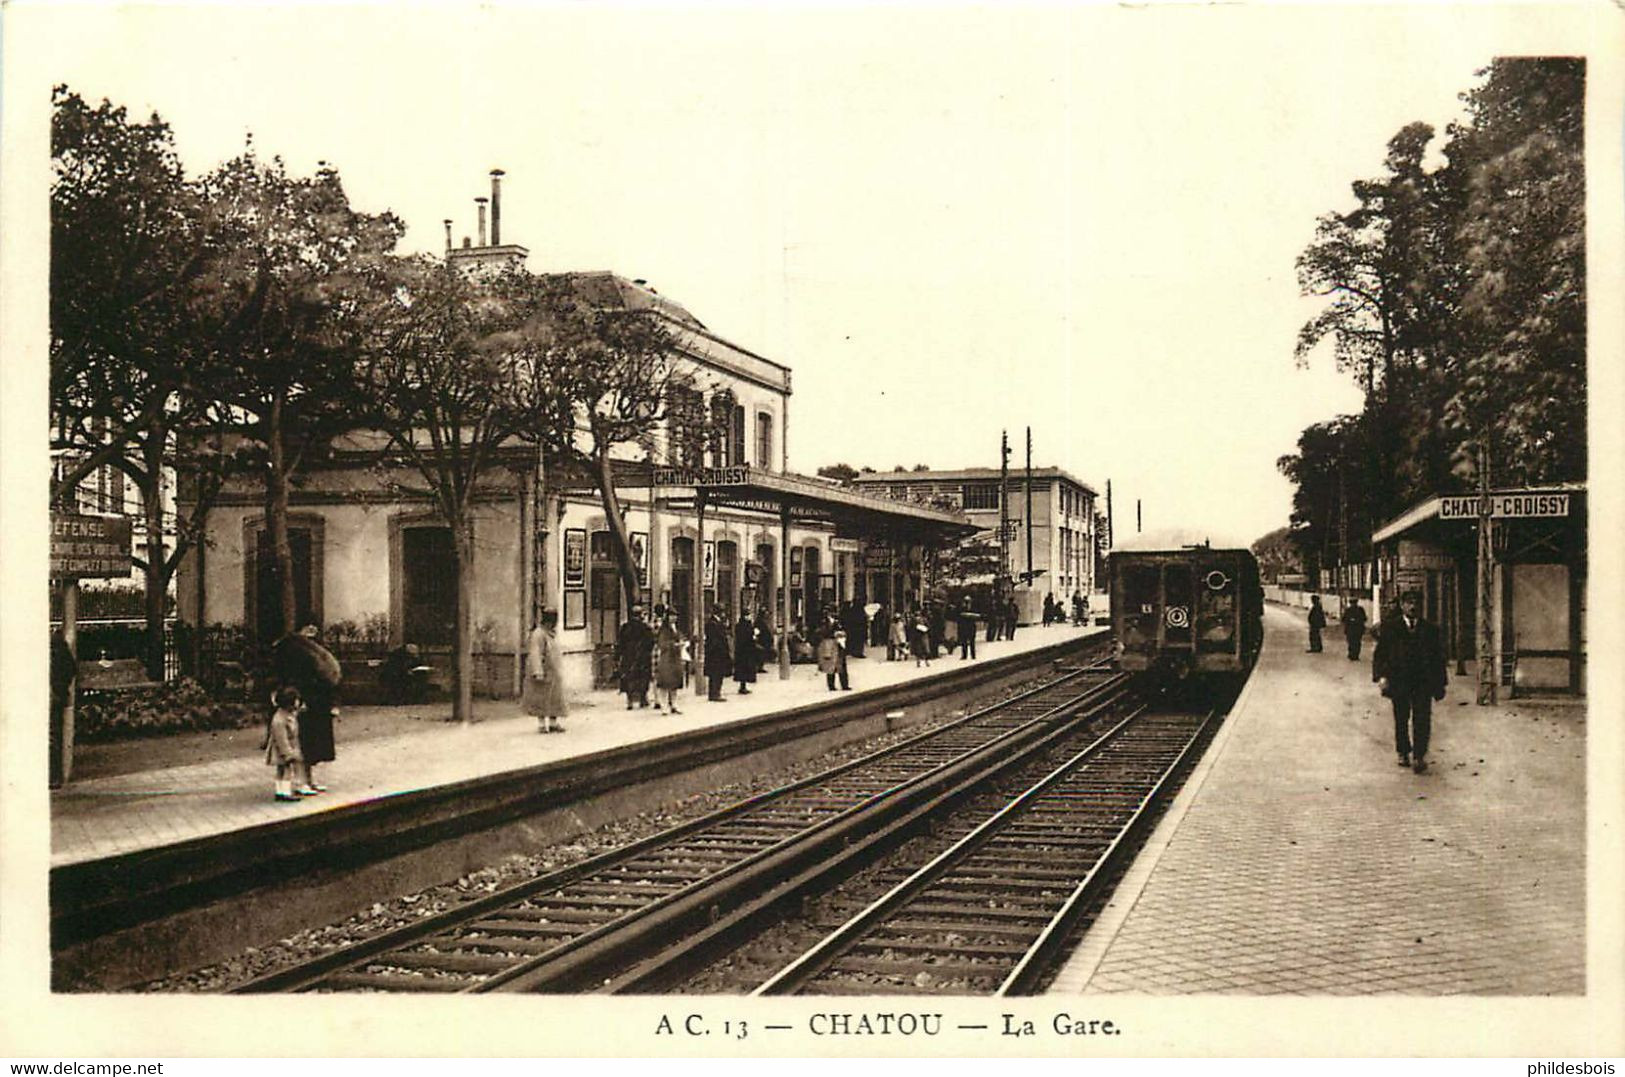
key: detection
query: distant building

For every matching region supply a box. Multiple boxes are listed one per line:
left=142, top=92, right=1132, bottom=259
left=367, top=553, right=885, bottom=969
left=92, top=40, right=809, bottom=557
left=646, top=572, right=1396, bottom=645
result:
left=851, top=467, right=1099, bottom=598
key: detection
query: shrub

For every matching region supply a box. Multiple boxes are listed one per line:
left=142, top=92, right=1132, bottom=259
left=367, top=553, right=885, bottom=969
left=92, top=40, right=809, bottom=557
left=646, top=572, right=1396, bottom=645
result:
left=76, top=676, right=263, bottom=742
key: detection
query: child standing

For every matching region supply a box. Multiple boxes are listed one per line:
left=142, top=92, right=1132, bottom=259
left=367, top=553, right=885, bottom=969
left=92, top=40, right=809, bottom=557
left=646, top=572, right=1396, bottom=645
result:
left=265, top=685, right=306, bottom=802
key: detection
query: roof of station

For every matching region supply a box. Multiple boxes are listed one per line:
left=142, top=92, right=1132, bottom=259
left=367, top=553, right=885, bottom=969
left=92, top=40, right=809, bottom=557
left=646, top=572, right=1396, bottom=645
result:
left=612, top=463, right=979, bottom=543
left=1372, top=482, right=1586, bottom=544
left=852, top=466, right=1098, bottom=497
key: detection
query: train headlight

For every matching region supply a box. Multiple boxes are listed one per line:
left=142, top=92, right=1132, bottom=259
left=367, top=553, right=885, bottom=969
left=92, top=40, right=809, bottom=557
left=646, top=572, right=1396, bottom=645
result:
left=1204, top=570, right=1231, bottom=591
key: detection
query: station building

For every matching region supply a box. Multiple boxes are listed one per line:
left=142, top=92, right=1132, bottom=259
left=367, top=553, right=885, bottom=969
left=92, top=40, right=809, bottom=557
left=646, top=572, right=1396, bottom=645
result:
left=1370, top=483, right=1586, bottom=697
left=178, top=176, right=972, bottom=694
left=850, top=467, right=1101, bottom=602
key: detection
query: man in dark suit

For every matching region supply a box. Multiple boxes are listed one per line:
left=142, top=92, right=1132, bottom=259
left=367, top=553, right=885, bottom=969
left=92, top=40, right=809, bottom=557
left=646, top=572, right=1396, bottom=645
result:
left=956, top=596, right=980, bottom=660
left=1371, top=589, right=1448, bottom=774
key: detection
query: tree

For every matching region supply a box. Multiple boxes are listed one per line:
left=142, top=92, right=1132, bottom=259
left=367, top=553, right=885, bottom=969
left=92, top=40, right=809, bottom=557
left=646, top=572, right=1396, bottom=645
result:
left=1444, top=57, right=1585, bottom=486
left=518, top=274, right=687, bottom=614
left=1276, top=416, right=1372, bottom=586
left=816, top=463, right=859, bottom=483
left=50, top=87, right=242, bottom=677
left=356, top=259, right=549, bottom=722
left=195, top=149, right=404, bottom=640
left=1282, top=59, right=1586, bottom=563
left=1250, top=526, right=1302, bottom=584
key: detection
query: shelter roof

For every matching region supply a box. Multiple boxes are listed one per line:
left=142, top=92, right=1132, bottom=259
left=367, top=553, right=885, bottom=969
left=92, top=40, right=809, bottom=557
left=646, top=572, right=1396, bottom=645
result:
left=612, top=464, right=978, bottom=543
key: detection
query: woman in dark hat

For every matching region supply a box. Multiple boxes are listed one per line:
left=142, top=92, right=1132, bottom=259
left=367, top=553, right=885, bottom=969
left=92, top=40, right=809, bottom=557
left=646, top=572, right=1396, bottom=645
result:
left=271, top=623, right=342, bottom=793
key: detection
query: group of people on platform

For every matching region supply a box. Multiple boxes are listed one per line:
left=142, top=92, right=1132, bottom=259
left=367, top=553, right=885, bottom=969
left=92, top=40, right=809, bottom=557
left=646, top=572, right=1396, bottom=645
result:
left=1305, top=590, right=1447, bottom=776
left=1041, top=591, right=1092, bottom=627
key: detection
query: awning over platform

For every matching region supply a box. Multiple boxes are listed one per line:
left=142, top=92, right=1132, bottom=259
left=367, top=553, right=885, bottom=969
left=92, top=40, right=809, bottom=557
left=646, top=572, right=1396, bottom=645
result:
left=608, top=463, right=980, bottom=544
left=1372, top=482, right=1586, bottom=544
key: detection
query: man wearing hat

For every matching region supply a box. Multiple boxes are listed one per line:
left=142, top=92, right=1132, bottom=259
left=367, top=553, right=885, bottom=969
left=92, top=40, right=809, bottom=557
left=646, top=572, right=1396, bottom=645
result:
left=1371, top=589, right=1448, bottom=773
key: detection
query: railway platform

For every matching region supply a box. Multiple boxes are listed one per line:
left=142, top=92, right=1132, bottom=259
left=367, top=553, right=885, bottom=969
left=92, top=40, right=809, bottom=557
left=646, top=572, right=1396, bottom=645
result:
left=1050, top=602, right=1586, bottom=995
left=51, top=623, right=1099, bottom=868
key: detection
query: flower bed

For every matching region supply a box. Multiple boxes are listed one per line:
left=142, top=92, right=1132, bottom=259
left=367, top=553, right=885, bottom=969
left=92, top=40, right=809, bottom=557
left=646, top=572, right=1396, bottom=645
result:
left=77, top=676, right=263, bottom=742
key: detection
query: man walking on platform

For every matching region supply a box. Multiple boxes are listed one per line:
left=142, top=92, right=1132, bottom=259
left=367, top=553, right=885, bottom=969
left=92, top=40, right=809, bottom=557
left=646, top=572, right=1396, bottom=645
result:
left=1371, top=589, right=1448, bottom=774
left=1306, top=595, right=1327, bottom=652
left=1343, top=597, right=1368, bottom=661
left=956, top=596, right=980, bottom=660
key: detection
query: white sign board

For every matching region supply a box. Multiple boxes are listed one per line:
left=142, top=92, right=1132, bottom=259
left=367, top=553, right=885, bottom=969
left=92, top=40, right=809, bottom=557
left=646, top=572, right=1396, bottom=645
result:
left=1438, top=492, right=1571, bottom=520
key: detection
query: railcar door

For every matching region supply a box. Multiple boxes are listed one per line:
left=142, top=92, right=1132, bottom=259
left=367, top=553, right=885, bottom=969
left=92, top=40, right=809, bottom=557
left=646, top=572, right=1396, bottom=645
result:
left=1119, top=560, right=1161, bottom=662
left=1162, top=561, right=1195, bottom=657
left=1194, top=559, right=1239, bottom=657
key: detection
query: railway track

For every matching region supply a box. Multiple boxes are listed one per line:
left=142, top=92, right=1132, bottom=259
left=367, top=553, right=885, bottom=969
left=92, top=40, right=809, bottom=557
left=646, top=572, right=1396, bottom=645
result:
left=748, top=704, right=1218, bottom=996
left=236, top=645, right=1128, bottom=994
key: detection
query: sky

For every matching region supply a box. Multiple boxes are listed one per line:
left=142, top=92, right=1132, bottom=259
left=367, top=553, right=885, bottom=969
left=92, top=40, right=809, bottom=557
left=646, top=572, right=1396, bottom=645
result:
left=19, top=2, right=1600, bottom=545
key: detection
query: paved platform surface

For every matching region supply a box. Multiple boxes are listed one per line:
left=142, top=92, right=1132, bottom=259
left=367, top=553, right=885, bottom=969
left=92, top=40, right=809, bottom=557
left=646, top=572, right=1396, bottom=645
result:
left=51, top=624, right=1100, bottom=868
left=1051, top=603, right=1585, bottom=996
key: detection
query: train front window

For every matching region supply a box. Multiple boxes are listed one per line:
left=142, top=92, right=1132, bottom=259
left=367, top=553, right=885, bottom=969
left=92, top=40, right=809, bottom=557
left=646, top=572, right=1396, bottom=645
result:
left=1121, top=564, right=1159, bottom=651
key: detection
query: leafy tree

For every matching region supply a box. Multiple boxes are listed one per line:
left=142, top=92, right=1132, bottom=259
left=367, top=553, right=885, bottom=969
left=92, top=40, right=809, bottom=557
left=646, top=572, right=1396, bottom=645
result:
left=356, top=259, right=548, bottom=722
left=1443, top=57, right=1585, bottom=485
left=816, top=463, right=859, bottom=483
left=50, top=87, right=241, bottom=677
left=1276, top=416, right=1373, bottom=585
left=1250, top=526, right=1303, bottom=584
left=517, top=274, right=687, bottom=614
left=1285, top=59, right=1586, bottom=563
left=195, top=149, right=403, bottom=640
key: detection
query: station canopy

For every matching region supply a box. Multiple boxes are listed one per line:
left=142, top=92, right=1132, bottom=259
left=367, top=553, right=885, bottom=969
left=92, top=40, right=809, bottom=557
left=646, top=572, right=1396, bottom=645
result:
left=607, top=462, right=979, bottom=546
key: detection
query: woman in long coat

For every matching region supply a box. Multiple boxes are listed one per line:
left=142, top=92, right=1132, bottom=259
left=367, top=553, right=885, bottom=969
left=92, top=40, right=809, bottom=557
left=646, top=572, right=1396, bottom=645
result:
left=653, top=613, right=686, bottom=714
left=617, top=604, right=654, bottom=709
left=525, top=612, right=568, bottom=733
left=703, top=607, right=733, bottom=701
left=733, top=611, right=757, bottom=694
left=272, top=624, right=342, bottom=793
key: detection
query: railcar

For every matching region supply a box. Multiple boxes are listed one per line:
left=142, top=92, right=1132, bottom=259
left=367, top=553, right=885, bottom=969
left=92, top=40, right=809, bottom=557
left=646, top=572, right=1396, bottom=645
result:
left=1109, top=541, right=1262, bottom=678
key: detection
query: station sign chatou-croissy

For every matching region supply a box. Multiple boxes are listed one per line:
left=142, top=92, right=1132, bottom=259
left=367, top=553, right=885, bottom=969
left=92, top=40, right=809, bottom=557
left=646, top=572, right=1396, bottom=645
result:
left=1437, top=492, right=1571, bottom=520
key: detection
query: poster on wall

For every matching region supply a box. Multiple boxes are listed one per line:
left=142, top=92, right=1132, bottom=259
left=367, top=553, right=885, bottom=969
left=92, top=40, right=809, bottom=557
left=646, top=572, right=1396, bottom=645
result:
left=563, top=528, right=587, bottom=587
left=703, top=540, right=716, bottom=587
left=790, top=546, right=803, bottom=589
left=631, top=531, right=649, bottom=586
left=563, top=589, right=586, bottom=630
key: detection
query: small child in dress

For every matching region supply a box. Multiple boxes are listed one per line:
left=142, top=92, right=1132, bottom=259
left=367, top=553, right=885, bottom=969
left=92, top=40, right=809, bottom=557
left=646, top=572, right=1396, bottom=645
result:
left=265, top=685, right=306, bottom=802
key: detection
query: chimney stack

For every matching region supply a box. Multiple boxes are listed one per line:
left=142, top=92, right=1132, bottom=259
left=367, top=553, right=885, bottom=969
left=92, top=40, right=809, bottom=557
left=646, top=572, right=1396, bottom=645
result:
left=475, top=197, right=488, bottom=247
left=443, top=219, right=453, bottom=254
left=490, top=169, right=505, bottom=246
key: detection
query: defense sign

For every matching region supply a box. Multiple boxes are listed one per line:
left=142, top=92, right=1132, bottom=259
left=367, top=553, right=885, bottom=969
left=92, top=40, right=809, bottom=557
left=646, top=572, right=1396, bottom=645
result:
left=51, top=513, right=133, bottom=578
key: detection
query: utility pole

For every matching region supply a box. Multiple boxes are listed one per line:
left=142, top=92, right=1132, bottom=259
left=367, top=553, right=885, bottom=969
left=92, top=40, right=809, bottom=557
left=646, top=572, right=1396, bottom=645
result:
left=1024, top=426, right=1033, bottom=591
left=1136, top=498, right=1142, bottom=534
left=999, top=431, right=1011, bottom=594
left=1476, top=440, right=1496, bottom=705
left=1338, top=454, right=1349, bottom=611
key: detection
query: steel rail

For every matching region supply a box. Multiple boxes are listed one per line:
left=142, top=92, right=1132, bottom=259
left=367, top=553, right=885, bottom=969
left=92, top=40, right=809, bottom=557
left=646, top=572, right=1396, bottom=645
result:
left=235, top=649, right=1116, bottom=993
left=750, top=705, right=1148, bottom=996
left=597, top=679, right=1141, bottom=994
left=475, top=672, right=1131, bottom=993
left=996, top=707, right=1220, bottom=995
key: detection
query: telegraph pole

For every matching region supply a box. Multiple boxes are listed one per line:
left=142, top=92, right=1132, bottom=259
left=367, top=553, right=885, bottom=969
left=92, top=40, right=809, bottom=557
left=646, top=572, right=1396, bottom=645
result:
left=1338, top=455, right=1349, bottom=610
left=1136, top=498, right=1142, bottom=534
left=1476, top=440, right=1496, bottom=705
left=999, top=431, right=1011, bottom=591
left=1024, top=427, right=1033, bottom=590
